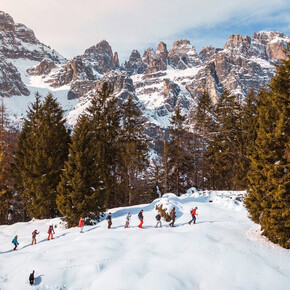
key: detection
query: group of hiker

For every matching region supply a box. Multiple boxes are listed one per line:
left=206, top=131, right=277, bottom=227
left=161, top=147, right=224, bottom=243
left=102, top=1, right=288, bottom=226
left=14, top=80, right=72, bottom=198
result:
left=11, top=224, right=56, bottom=251
left=9, top=206, right=198, bottom=286
left=105, top=207, right=198, bottom=229
left=10, top=207, right=198, bottom=251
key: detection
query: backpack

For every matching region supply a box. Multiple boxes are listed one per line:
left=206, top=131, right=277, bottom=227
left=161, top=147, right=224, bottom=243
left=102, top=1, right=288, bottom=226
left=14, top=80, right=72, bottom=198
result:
left=156, top=214, right=161, bottom=220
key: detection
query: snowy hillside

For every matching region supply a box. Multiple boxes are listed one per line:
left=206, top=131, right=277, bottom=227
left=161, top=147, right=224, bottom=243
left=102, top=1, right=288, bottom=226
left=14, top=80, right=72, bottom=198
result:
left=0, top=191, right=289, bottom=290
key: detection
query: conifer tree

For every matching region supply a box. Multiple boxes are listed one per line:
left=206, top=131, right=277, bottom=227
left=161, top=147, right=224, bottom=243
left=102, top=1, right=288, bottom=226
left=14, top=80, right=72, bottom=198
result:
left=57, top=114, right=104, bottom=226
left=194, top=91, right=214, bottom=190
left=0, top=99, right=19, bottom=224
left=86, top=82, right=122, bottom=208
left=206, top=91, right=242, bottom=189
left=246, top=51, right=290, bottom=248
left=15, top=93, right=69, bottom=219
left=166, top=106, right=195, bottom=195
left=119, top=95, right=148, bottom=205
left=238, top=88, right=258, bottom=188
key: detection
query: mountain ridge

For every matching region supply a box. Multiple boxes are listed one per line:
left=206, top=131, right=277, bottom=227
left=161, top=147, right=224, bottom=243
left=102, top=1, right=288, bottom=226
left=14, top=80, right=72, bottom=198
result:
left=0, top=10, right=289, bottom=137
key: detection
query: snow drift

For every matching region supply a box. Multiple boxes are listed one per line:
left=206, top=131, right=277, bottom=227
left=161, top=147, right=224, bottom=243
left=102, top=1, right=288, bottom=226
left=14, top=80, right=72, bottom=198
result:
left=0, top=190, right=289, bottom=290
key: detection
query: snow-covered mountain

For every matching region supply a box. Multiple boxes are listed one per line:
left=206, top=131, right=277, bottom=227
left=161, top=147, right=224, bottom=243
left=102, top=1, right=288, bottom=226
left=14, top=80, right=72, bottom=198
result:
left=1, top=10, right=289, bottom=134
left=0, top=190, right=289, bottom=290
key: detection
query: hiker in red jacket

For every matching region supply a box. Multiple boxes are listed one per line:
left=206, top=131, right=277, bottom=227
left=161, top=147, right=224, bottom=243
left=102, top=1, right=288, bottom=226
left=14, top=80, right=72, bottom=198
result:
left=78, top=217, right=84, bottom=233
left=47, top=225, right=55, bottom=240
left=138, top=210, right=144, bottom=228
left=189, top=207, right=198, bottom=224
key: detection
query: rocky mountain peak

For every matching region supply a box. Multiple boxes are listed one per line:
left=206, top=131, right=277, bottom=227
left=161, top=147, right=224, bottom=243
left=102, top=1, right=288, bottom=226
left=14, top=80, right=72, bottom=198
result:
left=0, top=11, right=15, bottom=31
left=83, top=40, right=120, bottom=74
left=0, top=11, right=66, bottom=63
left=124, top=50, right=147, bottom=75
left=168, top=39, right=201, bottom=69
left=156, top=41, right=168, bottom=59
left=84, top=40, right=112, bottom=56
left=199, top=45, right=222, bottom=62
left=172, top=39, right=191, bottom=49
left=224, top=34, right=244, bottom=49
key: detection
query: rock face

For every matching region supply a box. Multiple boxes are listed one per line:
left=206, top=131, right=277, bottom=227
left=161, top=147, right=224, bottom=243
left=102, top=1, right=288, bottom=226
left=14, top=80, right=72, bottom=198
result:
left=124, top=50, right=147, bottom=75
left=0, top=11, right=65, bottom=63
left=83, top=40, right=120, bottom=74
left=168, top=40, right=201, bottom=69
left=0, top=10, right=66, bottom=97
left=46, top=40, right=120, bottom=88
left=27, top=58, right=57, bottom=76
left=0, top=57, right=30, bottom=97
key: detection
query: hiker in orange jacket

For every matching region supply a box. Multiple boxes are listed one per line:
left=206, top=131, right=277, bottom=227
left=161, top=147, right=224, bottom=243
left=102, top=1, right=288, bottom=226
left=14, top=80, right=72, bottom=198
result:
left=189, top=207, right=198, bottom=224
left=78, top=217, right=84, bottom=233
left=47, top=225, right=55, bottom=240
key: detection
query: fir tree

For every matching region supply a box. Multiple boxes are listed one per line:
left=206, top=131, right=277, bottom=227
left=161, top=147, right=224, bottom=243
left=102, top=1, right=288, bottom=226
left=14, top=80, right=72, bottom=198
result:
left=86, top=82, right=122, bottom=208
left=246, top=51, right=290, bottom=248
left=119, top=95, right=148, bottom=205
left=15, top=93, right=69, bottom=219
left=0, top=99, right=19, bottom=224
left=194, top=91, right=214, bottom=190
left=166, top=106, right=195, bottom=195
left=207, top=91, right=242, bottom=189
left=57, top=114, right=104, bottom=227
left=238, top=88, right=258, bottom=188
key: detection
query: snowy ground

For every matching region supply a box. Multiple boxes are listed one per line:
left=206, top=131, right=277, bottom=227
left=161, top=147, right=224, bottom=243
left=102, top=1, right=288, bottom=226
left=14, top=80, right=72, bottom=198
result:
left=0, top=191, right=289, bottom=290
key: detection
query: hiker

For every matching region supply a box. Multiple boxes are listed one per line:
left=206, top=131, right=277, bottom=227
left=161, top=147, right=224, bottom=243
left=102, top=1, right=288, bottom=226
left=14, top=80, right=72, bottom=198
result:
left=78, top=217, right=84, bottom=233
left=29, top=270, right=35, bottom=285
left=138, top=210, right=144, bottom=228
left=47, top=225, right=55, bottom=240
left=125, top=212, right=131, bottom=228
left=155, top=212, right=162, bottom=228
left=31, top=230, right=39, bottom=245
left=12, top=235, right=19, bottom=250
left=189, top=207, right=198, bottom=224
left=169, top=207, right=176, bottom=227
left=106, top=212, right=112, bottom=229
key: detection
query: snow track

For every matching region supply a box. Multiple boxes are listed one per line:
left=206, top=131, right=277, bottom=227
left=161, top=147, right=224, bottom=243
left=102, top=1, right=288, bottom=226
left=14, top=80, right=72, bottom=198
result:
left=0, top=191, right=289, bottom=290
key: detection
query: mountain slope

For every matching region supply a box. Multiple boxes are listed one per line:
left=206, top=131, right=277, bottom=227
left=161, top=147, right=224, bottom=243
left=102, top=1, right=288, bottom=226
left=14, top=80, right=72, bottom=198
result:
left=0, top=191, right=289, bottom=290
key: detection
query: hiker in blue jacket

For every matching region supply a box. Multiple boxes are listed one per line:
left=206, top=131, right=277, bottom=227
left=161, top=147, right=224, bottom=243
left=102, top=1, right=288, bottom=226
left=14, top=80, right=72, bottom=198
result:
left=12, top=235, right=19, bottom=250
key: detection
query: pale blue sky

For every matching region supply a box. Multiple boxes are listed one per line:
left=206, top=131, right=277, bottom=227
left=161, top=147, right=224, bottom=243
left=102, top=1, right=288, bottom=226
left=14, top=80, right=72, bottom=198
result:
left=1, top=0, right=289, bottom=62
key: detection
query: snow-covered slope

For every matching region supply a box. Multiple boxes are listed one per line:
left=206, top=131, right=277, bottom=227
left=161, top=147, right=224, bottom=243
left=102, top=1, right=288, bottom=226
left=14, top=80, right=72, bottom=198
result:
left=0, top=191, right=289, bottom=290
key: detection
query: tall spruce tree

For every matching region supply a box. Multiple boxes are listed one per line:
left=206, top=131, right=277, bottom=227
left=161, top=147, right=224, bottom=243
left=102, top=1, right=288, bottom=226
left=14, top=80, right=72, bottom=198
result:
left=57, top=114, right=104, bottom=226
left=0, top=99, right=19, bottom=224
left=86, top=82, right=122, bottom=208
left=246, top=51, right=290, bottom=248
left=194, top=91, right=214, bottom=190
left=15, top=93, right=69, bottom=219
left=206, top=91, right=242, bottom=189
left=119, top=95, right=148, bottom=205
left=238, top=88, right=259, bottom=188
left=166, top=106, right=195, bottom=195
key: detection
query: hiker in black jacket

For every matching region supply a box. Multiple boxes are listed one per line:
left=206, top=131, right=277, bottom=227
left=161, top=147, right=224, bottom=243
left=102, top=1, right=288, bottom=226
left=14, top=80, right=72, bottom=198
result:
left=138, top=210, right=144, bottom=228
left=155, top=213, right=162, bottom=228
left=29, top=270, right=35, bottom=285
left=106, top=212, right=112, bottom=229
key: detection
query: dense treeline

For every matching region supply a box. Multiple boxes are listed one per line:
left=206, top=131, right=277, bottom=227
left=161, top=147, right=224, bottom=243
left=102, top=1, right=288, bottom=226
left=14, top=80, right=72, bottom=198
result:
left=0, top=53, right=288, bottom=248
